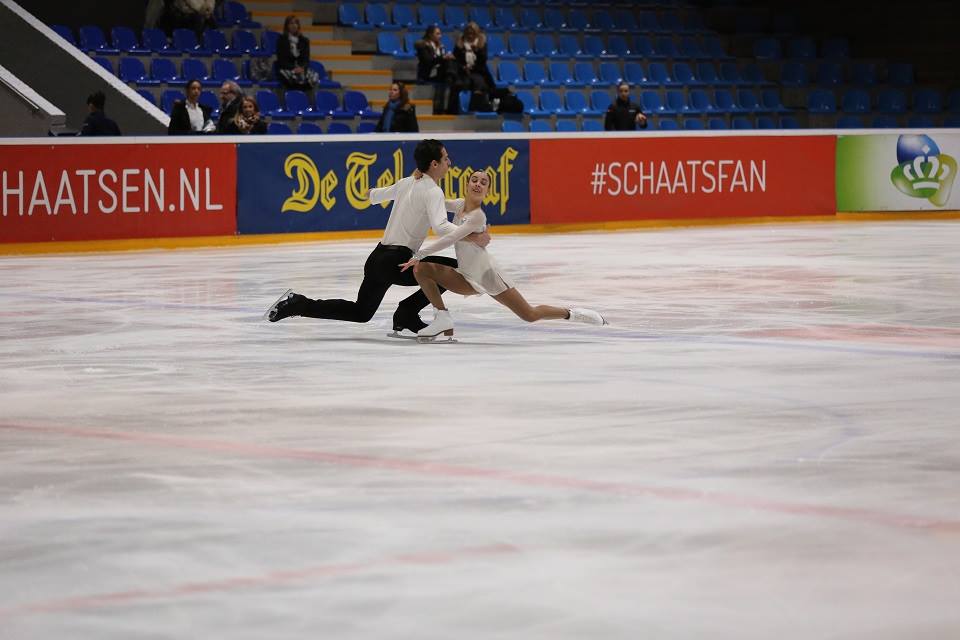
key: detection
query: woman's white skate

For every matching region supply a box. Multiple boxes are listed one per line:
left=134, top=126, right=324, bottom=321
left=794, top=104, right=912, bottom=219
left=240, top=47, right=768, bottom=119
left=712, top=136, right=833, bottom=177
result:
left=416, top=310, right=457, bottom=343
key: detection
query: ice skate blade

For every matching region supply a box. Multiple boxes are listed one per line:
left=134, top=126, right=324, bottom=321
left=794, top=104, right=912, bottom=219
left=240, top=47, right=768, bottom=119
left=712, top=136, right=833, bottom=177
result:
left=263, top=289, right=293, bottom=321
left=387, top=331, right=419, bottom=340
left=416, top=335, right=458, bottom=344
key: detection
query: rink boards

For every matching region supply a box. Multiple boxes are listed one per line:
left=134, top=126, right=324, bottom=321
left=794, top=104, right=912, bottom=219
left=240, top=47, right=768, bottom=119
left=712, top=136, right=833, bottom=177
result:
left=1, top=130, right=959, bottom=247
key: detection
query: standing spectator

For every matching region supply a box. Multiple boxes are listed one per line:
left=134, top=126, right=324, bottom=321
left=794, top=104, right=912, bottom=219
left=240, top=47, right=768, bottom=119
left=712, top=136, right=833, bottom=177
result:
left=276, top=15, right=319, bottom=91
left=451, top=22, right=495, bottom=114
left=375, top=82, right=419, bottom=133
left=414, top=25, right=454, bottom=115
left=160, top=0, right=216, bottom=38
left=80, top=91, right=121, bottom=136
left=216, top=80, right=243, bottom=133
left=167, top=78, right=216, bottom=134
left=223, top=96, right=267, bottom=134
left=604, top=82, right=648, bottom=131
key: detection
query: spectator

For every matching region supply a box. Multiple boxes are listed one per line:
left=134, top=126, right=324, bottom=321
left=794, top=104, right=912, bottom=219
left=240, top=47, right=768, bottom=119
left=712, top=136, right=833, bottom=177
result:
left=167, top=78, right=216, bottom=134
left=160, top=0, right=216, bottom=38
left=604, top=82, right=648, bottom=131
left=223, top=96, right=267, bottom=134
left=80, top=90, right=121, bottom=136
left=451, top=21, right=495, bottom=114
left=216, top=80, right=243, bottom=133
left=414, top=25, right=454, bottom=115
left=375, top=82, right=419, bottom=133
left=276, top=14, right=319, bottom=91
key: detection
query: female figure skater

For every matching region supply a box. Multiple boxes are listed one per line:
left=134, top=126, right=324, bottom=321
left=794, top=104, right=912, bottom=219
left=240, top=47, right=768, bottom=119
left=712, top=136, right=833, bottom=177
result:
left=398, top=170, right=607, bottom=340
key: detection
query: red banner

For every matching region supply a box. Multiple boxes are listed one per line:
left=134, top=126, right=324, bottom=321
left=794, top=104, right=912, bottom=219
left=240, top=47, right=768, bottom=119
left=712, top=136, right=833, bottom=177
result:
left=0, top=144, right=237, bottom=243
left=530, top=136, right=836, bottom=224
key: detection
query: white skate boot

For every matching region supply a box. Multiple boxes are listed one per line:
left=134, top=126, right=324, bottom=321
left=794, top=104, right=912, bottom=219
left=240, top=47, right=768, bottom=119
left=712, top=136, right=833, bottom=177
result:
left=567, top=307, right=608, bottom=326
left=417, top=309, right=456, bottom=343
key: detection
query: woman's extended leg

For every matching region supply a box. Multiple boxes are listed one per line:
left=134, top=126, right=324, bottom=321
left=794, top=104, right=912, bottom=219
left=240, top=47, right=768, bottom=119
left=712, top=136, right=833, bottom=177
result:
left=413, top=261, right=477, bottom=309
left=492, top=288, right=569, bottom=322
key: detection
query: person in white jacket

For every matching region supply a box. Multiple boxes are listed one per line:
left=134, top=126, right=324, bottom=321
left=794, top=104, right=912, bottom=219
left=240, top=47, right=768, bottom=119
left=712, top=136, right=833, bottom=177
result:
left=399, top=170, right=607, bottom=340
left=264, top=140, right=489, bottom=334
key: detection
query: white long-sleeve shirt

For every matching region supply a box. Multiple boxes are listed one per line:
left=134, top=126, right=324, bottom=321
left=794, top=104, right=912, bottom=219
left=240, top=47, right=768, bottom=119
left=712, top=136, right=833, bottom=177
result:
left=369, top=175, right=459, bottom=252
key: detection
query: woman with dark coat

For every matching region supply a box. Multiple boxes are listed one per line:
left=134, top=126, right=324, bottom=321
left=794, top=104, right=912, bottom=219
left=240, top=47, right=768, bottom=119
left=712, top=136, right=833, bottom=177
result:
left=414, top=25, right=454, bottom=115
left=276, top=14, right=319, bottom=90
left=374, top=82, right=419, bottom=133
left=167, top=78, right=215, bottom=134
left=451, top=22, right=495, bottom=113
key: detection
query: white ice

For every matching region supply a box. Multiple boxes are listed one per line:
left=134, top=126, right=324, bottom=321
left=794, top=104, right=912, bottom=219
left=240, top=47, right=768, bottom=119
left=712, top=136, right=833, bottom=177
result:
left=1, top=221, right=959, bottom=640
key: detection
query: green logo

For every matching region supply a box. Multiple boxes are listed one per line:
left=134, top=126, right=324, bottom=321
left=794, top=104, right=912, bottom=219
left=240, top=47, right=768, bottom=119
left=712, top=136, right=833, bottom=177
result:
left=890, top=135, right=955, bottom=207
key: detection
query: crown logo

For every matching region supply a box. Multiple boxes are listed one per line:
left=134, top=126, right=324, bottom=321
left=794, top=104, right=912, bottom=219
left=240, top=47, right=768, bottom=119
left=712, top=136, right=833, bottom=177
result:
left=890, top=134, right=956, bottom=206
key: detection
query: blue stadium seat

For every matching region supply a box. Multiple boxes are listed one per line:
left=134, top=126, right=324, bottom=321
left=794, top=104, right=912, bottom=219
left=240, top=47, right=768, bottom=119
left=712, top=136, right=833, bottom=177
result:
left=519, top=7, right=543, bottom=31
left=737, top=89, right=764, bottom=112
left=327, top=122, right=353, bottom=135
left=658, top=118, right=679, bottom=130
left=516, top=90, right=549, bottom=117
left=534, top=33, right=558, bottom=57
left=204, top=29, right=240, bottom=56
left=338, top=4, right=372, bottom=29
left=623, top=62, right=649, bottom=86
left=907, top=115, right=935, bottom=128
left=343, top=90, right=380, bottom=119
left=567, top=9, right=595, bottom=33
left=944, top=115, right=960, bottom=127
left=688, top=89, right=716, bottom=114
left=255, top=90, right=282, bottom=117
left=565, top=90, right=601, bottom=117
left=78, top=25, right=118, bottom=54
left=590, top=90, right=613, bottom=113
left=591, top=10, right=616, bottom=33
left=378, top=33, right=413, bottom=59
left=268, top=122, right=293, bottom=135
left=947, top=90, right=960, bottom=112
left=469, top=6, right=495, bottom=30
left=639, top=12, right=663, bottom=32
left=841, top=89, right=871, bottom=114
left=530, top=120, right=553, bottom=132
left=583, top=35, right=611, bottom=59
left=872, top=115, right=900, bottom=128
left=556, top=120, right=578, bottom=132
left=887, top=63, right=914, bottom=85
left=298, top=122, right=323, bottom=135
left=742, top=64, right=770, bottom=86
left=487, top=33, right=512, bottom=59
left=752, top=37, right=781, bottom=59
left=815, top=62, right=844, bottom=86
left=540, top=90, right=575, bottom=117
left=182, top=59, right=214, bottom=86
left=696, top=62, right=722, bottom=85
left=110, top=26, right=148, bottom=54
left=761, top=89, right=789, bottom=112
left=641, top=91, right=672, bottom=115
left=714, top=88, right=745, bottom=113
left=632, top=35, right=658, bottom=59
left=598, top=62, right=622, bottom=86
left=150, top=58, right=181, bottom=83
left=654, top=37, right=678, bottom=59
left=581, top=119, right=604, bottom=132
left=212, top=59, right=251, bottom=87
left=648, top=62, right=678, bottom=86
left=837, top=115, right=865, bottom=128
left=613, top=10, right=639, bottom=32
left=92, top=56, right=113, bottom=75
left=574, top=62, right=602, bottom=86
left=198, top=90, right=218, bottom=111
left=607, top=35, right=639, bottom=60
left=50, top=24, right=77, bottom=46
left=509, top=33, right=537, bottom=59
left=160, top=89, right=184, bottom=114
left=719, top=62, right=745, bottom=85
left=220, top=1, right=259, bottom=28
left=807, top=89, right=837, bottom=113
left=284, top=89, right=323, bottom=119
left=732, top=116, right=754, bottom=129
left=877, top=89, right=907, bottom=114
left=392, top=5, right=415, bottom=28
left=913, top=89, right=942, bottom=113
left=665, top=90, right=688, bottom=114
left=119, top=57, right=157, bottom=85
left=231, top=29, right=265, bottom=56
left=523, top=62, right=556, bottom=87
left=756, top=116, right=777, bottom=129
left=779, top=116, right=800, bottom=129
left=787, top=37, right=816, bottom=59
left=357, top=122, right=377, bottom=133
left=365, top=4, right=397, bottom=30
left=135, top=88, right=155, bottom=105
left=417, top=6, right=442, bottom=29
left=703, top=36, right=734, bottom=60
left=549, top=61, right=580, bottom=87
left=558, top=35, right=590, bottom=60
left=850, top=62, right=877, bottom=86
left=708, top=117, right=728, bottom=129
left=497, top=61, right=522, bottom=87
left=679, top=37, right=707, bottom=59
left=262, top=30, right=279, bottom=54
left=493, top=6, right=517, bottom=29
left=672, top=62, right=700, bottom=86
left=684, top=119, right=704, bottom=130
left=173, top=29, right=211, bottom=56
left=501, top=120, right=526, bottom=133
left=313, top=91, right=340, bottom=118
left=821, top=37, right=849, bottom=59
left=780, top=61, right=809, bottom=86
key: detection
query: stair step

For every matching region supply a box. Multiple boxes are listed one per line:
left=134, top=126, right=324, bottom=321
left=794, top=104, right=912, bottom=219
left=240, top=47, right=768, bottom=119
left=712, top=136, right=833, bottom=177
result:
left=250, top=10, right=312, bottom=28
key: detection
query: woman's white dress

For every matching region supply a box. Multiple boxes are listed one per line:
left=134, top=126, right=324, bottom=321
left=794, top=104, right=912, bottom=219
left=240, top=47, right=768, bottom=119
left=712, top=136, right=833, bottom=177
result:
left=415, top=199, right=515, bottom=296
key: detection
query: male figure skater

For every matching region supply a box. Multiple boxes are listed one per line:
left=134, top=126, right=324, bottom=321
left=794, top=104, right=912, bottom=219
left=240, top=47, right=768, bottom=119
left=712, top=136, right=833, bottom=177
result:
left=265, top=139, right=489, bottom=333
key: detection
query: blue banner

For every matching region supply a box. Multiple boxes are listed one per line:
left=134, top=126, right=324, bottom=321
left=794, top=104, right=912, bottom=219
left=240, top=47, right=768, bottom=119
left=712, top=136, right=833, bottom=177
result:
left=236, top=139, right=530, bottom=235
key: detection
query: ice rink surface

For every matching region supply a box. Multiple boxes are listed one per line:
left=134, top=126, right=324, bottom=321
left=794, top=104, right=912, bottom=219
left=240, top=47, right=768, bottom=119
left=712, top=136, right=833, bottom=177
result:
left=1, top=221, right=958, bottom=639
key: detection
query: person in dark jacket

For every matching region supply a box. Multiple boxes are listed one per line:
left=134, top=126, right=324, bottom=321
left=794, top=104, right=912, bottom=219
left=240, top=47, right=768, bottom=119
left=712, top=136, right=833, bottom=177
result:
left=414, top=25, right=454, bottom=114
left=223, top=96, right=267, bottom=134
left=604, top=82, right=648, bottom=131
left=451, top=22, right=495, bottom=114
left=276, top=14, right=319, bottom=90
left=167, top=78, right=215, bottom=134
left=216, top=80, right=243, bottom=133
left=80, top=90, right=121, bottom=136
left=375, top=82, right=419, bottom=133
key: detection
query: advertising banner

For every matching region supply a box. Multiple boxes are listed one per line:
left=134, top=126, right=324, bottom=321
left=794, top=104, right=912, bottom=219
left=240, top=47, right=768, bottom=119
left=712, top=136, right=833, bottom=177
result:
left=529, top=136, right=836, bottom=224
left=236, top=139, right=530, bottom=235
left=837, top=133, right=959, bottom=211
left=0, top=144, right=237, bottom=243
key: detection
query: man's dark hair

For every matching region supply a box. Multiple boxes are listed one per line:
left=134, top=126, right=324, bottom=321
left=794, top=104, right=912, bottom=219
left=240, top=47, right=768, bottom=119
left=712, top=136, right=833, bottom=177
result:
left=87, top=90, right=106, bottom=111
left=414, top=139, right=445, bottom=172
left=185, top=78, right=201, bottom=92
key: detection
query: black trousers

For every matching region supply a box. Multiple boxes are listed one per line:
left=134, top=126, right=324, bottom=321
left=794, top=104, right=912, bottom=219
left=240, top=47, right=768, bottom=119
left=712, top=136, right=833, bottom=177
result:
left=297, top=243, right=457, bottom=322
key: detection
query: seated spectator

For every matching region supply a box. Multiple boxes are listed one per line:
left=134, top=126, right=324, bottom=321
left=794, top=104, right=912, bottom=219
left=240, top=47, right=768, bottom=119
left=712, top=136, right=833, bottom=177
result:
left=223, top=96, right=267, bottom=134
left=451, top=21, right=495, bottom=114
left=604, top=82, right=648, bottom=131
left=216, top=80, right=243, bottom=133
left=167, top=78, right=216, bottom=134
left=414, top=25, right=454, bottom=115
left=375, top=82, right=419, bottom=133
left=80, top=90, right=121, bottom=136
left=159, top=0, right=216, bottom=38
left=276, top=14, right=319, bottom=91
